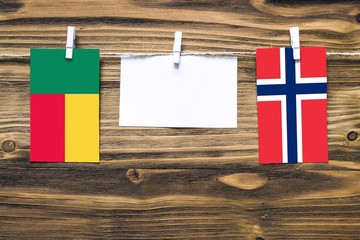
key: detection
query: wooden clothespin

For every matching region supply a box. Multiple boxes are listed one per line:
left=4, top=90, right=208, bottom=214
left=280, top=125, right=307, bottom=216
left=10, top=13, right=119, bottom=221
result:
left=66, top=26, right=76, bottom=59
left=173, top=31, right=182, bottom=64
left=290, top=27, right=300, bottom=60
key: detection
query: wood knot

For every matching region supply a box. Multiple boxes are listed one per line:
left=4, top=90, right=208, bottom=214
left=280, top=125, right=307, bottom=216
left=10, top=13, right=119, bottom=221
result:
left=125, top=169, right=144, bottom=184
left=347, top=131, right=358, bottom=141
left=356, top=13, right=360, bottom=23
left=255, top=237, right=265, bottom=240
left=2, top=140, right=16, bottom=153
left=218, top=173, right=268, bottom=190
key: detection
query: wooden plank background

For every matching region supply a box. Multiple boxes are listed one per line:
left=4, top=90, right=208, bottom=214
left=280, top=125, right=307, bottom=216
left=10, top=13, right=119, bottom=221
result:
left=0, top=0, right=359, bottom=239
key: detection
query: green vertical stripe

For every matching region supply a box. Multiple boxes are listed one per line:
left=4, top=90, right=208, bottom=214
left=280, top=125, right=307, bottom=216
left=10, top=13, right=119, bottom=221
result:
left=30, top=49, right=100, bottom=94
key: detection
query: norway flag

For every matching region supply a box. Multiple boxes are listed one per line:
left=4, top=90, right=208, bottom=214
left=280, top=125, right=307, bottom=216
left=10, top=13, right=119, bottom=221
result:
left=256, top=47, right=328, bottom=164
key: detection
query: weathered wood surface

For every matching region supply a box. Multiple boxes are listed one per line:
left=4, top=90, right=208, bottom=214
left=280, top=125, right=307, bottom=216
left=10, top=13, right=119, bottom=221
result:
left=0, top=0, right=359, bottom=239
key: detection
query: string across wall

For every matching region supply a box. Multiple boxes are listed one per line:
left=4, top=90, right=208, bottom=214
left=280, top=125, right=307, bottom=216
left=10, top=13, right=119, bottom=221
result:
left=0, top=51, right=360, bottom=58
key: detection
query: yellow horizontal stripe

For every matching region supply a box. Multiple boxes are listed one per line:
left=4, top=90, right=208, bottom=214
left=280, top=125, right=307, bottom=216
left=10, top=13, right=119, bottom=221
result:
left=65, top=94, right=99, bottom=163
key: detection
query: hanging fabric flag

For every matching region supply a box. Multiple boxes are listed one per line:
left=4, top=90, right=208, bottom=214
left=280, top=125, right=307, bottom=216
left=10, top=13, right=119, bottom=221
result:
left=256, top=47, right=328, bottom=164
left=30, top=49, right=100, bottom=162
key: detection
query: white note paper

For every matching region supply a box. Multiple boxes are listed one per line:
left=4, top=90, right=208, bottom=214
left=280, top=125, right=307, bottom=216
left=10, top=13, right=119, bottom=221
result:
left=119, top=55, right=237, bottom=128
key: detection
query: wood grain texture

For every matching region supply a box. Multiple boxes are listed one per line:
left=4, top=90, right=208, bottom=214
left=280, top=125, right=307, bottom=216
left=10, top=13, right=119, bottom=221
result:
left=0, top=0, right=359, bottom=239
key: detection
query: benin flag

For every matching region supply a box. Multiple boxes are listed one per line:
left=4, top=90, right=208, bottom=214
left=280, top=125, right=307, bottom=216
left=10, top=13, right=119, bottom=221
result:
left=30, top=49, right=100, bottom=162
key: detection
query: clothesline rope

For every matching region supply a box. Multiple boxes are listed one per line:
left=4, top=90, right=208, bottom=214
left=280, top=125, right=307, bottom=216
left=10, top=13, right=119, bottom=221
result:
left=0, top=51, right=360, bottom=58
